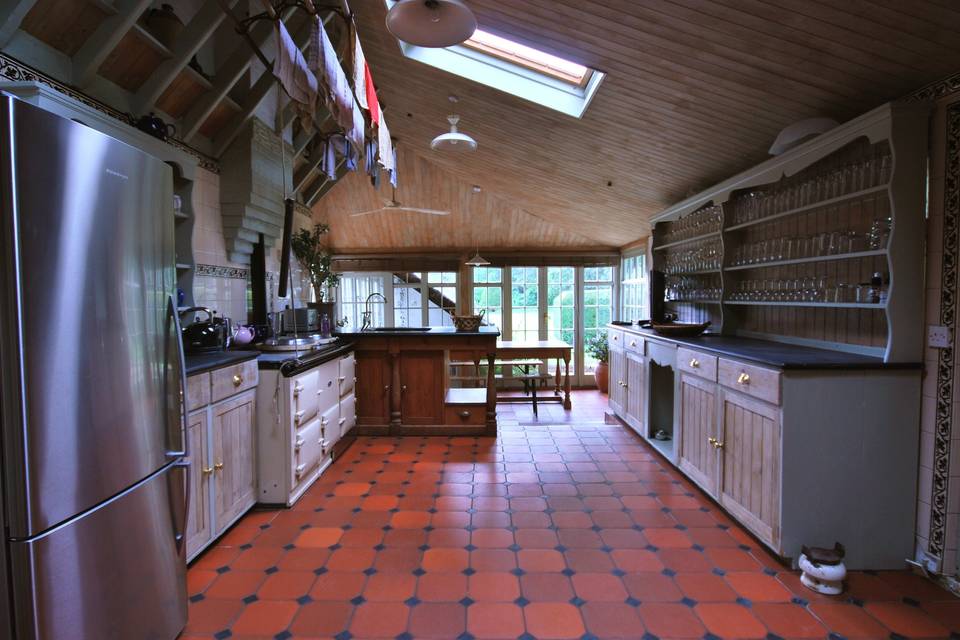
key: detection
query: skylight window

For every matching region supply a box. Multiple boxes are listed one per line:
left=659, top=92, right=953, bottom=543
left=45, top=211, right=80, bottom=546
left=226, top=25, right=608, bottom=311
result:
left=384, top=1, right=605, bottom=118
left=462, top=30, right=592, bottom=88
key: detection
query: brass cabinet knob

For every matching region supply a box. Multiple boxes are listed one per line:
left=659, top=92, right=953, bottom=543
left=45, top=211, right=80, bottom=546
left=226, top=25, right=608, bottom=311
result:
left=459, top=410, right=471, bottom=419
left=714, top=440, right=725, bottom=450
left=401, top=385, right=407, bottom=393
left=214, top=461, right=224, bottom=470
left=202, top=467, right=213, bottom=476
left=690, top=358, right=700, bottom=368
left=232, top=374, right=243, bottom=387
left=736, top=372, right=750, bottom=385
left=708, top=436, right=717, bottom=445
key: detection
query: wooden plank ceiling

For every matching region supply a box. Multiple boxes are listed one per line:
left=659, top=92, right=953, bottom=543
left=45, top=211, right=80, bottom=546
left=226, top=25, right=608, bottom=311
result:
left=320, top=0, right=960, bottom=251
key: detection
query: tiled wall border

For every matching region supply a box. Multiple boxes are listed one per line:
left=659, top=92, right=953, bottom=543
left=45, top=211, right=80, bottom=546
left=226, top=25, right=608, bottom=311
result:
left=195, top=263, right=250, bottom=280
left=929, top=102, right=960, bottom=560
left=0, top=52, right=220, bottom=173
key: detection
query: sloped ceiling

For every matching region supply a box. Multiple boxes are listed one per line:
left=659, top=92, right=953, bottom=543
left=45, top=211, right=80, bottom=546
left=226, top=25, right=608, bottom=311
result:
left=322, top=0, right=960, bottom=250
left=313, top=146, right=610, bottom=252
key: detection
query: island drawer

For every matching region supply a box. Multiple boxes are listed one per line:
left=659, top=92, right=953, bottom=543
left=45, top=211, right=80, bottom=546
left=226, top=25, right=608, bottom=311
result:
left=718, top=358, right=781, bottom=405
left=211, top=359, right=258, bottom=404
left=677, top=347, right=717, bottom=381
left=445, top=404, right=486, bottom=426
left=186, top=372, right=210, bottom=412
left=625, top=334, right=644, bottom=354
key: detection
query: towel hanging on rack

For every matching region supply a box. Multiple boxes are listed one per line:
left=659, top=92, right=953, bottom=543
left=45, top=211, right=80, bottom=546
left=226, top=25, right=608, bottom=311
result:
left=273, top=21, right=318, bottom=132
left=310, top=15, right=358, bottom=151
left=352, top=29, right=368, bottom=111
left=365, top=64, right=380, bottom=126
left=378, top=114, right=394, bottom=172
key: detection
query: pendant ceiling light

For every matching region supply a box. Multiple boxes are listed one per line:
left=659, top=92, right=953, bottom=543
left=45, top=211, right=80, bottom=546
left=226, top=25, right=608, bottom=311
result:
left=386, top=0, right=477, bottom=48
left=465, top=249, right=490, bottom=267
left=431, top=96, right=477, bottom=152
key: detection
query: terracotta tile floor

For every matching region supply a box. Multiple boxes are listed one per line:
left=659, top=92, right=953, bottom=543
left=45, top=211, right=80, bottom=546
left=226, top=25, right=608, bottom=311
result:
left=184, top=391, right=960, bottom=639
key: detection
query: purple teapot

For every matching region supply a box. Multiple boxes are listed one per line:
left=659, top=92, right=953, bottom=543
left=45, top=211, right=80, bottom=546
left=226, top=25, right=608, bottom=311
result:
left=232, top=324, right=255, bottom=346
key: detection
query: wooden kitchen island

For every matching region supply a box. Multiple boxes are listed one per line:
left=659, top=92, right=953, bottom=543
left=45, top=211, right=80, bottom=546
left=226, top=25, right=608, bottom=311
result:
left=340, top=327, right=499, bottom=436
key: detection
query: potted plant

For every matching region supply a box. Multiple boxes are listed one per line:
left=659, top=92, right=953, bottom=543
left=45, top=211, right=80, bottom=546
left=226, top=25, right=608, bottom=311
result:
left=586, top=331, right=609, bottom=394
left=291, top=223, right=340, bottom=304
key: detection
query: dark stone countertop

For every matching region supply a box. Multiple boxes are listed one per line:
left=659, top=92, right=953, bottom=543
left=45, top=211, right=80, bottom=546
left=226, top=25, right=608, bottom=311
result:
left=336, top=326, right=501, bottom=337
left=257, top=341, right=356, bottom=376
left=185, top=350, right=260, bottom=375
left=609, top=324, right=921, bottom=370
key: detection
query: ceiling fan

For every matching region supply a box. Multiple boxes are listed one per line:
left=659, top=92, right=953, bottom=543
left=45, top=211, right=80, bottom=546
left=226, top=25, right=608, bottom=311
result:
left=350, top=186, right=450, bottom=217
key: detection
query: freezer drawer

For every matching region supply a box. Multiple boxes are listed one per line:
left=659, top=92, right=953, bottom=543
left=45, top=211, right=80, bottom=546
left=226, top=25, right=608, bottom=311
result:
left=7, top=463, right=187, bottom=640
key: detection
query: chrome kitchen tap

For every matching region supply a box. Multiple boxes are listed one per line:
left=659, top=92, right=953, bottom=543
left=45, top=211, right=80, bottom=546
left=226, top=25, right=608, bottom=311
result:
left=361, top=292, right=387, bottom=331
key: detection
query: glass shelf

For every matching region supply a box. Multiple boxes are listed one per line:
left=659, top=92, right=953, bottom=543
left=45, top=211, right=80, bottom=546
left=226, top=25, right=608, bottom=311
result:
left=725, top=185, right=889, bottom=232
left=724, top=300, right=884, bottom=309
left=652, top=230, right=721, bottom=252
left=724, top=249, right=887, bottom=271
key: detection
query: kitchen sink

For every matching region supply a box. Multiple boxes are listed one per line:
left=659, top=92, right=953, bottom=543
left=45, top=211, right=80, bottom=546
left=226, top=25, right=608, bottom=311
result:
left=368, top=327, right=431, bottom=332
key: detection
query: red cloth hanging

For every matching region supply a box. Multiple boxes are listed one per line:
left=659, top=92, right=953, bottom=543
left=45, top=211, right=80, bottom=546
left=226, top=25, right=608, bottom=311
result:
left=365, top=64, right=380, bottom=125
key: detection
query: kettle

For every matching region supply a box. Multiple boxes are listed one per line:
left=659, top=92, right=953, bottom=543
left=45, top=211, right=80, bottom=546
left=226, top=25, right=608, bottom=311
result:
left=131, top=112, right=176, bottom=141
left=180, top=307, right=227, bottom=353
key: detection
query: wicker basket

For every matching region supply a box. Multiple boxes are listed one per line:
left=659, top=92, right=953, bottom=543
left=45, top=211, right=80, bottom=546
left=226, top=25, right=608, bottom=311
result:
left=452, top=310, right=485, bottom=332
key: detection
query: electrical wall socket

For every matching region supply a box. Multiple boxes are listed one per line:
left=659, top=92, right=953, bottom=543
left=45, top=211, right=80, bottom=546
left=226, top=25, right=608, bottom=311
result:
left=929, top=325, right=951, bottom=349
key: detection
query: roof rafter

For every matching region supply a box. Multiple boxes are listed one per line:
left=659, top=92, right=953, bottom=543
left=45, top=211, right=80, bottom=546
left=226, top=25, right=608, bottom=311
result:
left=71, top=0, right=154, bottom=87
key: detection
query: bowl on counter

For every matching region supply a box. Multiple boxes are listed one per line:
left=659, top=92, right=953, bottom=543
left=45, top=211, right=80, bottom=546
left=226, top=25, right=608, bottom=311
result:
left=642, top=320, right=712, bottom=338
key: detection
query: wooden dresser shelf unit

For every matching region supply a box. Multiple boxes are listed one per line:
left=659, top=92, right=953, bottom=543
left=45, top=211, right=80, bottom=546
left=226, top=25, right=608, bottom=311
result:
left=649, top=101, right=929, bottom=363
left=184, top=358, right=259, bottom=562
left=351, top=329, right=498, bottom=436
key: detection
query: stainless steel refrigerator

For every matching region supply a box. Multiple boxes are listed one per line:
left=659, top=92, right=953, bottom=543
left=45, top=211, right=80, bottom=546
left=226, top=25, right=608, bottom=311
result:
left=0, top=95, right=189, bottom=639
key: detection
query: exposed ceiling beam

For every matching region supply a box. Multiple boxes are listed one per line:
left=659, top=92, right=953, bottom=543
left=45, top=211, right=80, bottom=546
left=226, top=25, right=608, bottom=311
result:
left=0, top=0, right=39, bottom=47
left=211, top=67, right=276, bottom=156
left=71, top=0, right=154, bottom=87
left=131, top=0, right=237, bottom=114
left=305, top=156, right=347, bottom=206
left=210, top=16, right=314, bottom=156
left=182, top=7, right=297, bottom=141
left=293, top=137, right=326, bottom=194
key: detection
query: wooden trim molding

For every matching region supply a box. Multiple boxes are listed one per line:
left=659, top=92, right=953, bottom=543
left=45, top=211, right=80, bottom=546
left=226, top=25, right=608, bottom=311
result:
left=928, top=100, right=960, bottom=561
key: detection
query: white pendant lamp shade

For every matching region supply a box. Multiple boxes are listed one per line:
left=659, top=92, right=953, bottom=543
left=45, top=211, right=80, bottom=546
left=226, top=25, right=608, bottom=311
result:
left=431, top=114, right=478, bottom=151
left=386, top=0, right=477, bottom=48
left=465, top=250, right=490, bottom=267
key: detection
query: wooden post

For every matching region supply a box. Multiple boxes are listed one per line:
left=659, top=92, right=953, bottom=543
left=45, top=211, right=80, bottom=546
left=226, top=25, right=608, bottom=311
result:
left=390, top=351, right=401, bottom=434
left=485, top=351, right=497, bottom=436
left=563, top=351, right=572, bottom=410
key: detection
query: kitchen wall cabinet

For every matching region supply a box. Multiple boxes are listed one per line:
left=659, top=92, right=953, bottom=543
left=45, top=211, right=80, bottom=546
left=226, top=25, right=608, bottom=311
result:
left=256, top=351, right=356, bottom=507
left=606, top=324, right=920, bottom=569
left=184, top=361, right=259, bottom=563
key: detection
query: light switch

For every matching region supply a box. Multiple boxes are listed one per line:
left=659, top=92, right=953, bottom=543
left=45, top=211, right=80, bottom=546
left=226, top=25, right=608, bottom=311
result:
left=928, top=325, right=951, bottom=349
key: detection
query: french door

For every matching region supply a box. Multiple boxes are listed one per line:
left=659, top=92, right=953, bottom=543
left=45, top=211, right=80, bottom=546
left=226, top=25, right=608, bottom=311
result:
left=476, top=266, right=615, bottom=387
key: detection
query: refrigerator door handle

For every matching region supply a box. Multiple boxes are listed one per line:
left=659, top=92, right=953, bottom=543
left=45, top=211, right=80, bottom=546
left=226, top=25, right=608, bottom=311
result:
left=169, top=459, right=190, bottom=555
left=167, top=293, right=188, bottom=458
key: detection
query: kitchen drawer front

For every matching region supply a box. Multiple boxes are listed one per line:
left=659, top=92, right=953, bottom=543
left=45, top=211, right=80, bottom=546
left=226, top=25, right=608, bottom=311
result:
left=608, top=329, right=623, bottom=350
left=211, top=359, right=258, bottom=404
left=316, top=360, right=340, bottom=414
left=292, top=370, right=320, bottom=426
left=339, top=355, right=356, bottom=397
left=186, top=372, right=210, bottom=412
left=444, top=404, right=486, bottom=426
left=319, top=404, right=340, bottom=452
left=339, top=393, right=357, bottom=437
left=677, top=348, right=717, bottom=381
left=625, top=334, right=644, bottom=355
left=292, top=418, right=323, bottom=489
left=718, top=359, right=781, bottom=405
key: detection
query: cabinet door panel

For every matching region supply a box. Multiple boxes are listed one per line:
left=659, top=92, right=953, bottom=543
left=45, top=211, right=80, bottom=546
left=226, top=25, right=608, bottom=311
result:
left=678, top=373, right=719, bottom=495
left=625, top=352, right=645, bottom=429
left=356, top=350, right=390, bottom=425
left=609, top=347, right=627, bottom=415
left=399, top=351, right=443, bottom=425
left=212, top=390, right=256, bottom=532
left=185, top=410, right=211, bottom=560
left=719, top=390, right=781, bottom=547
